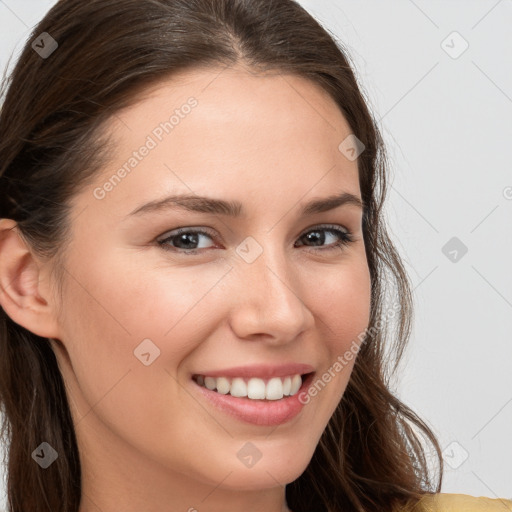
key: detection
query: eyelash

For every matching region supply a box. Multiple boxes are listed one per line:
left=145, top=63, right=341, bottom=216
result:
left=156, top=224, right=354, bottom=255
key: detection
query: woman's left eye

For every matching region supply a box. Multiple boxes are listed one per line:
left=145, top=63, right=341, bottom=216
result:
left=295, top=225, right=354, bottom=252
left=157, top=225, right=354, bottom=255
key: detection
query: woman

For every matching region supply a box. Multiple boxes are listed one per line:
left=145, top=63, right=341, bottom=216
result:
left=0, top=1, right=510, bottom=511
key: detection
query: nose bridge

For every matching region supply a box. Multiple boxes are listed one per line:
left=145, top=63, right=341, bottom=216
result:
left=229, top=234, right=311, bottom=340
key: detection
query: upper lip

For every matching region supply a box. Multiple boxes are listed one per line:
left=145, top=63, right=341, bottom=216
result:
left=192, top=363, right=315, bottom=379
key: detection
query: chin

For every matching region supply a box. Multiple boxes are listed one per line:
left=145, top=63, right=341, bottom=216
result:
left=206, top=444, right=314, bottom=491
left=214, top=465, right=307, bottom=491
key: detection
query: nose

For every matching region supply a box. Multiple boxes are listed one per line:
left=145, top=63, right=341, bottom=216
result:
left=227, top=243, right=314, bottom=344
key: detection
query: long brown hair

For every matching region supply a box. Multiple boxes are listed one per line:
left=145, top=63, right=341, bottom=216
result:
left=0, top=1, right=443, bottom=511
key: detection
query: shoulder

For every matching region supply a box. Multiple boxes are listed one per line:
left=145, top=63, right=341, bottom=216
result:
left=405, top=493, right=512, bottom=512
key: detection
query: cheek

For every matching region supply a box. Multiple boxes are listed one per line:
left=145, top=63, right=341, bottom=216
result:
left=64, top=251, right=231, bottom=350
left=56, top=258, right=217, bottom=467
left=57, top=252, right=232, bottom=419
left=300, top=257, right=371, bottom=409
left=306, top=255, right=372, bottom=348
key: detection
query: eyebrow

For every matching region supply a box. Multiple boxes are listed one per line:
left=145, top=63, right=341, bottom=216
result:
left=126, top=191, right=364, bottom=218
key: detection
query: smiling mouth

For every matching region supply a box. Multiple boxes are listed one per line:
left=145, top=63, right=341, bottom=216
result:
left=192, top=372, right=314, bottom=401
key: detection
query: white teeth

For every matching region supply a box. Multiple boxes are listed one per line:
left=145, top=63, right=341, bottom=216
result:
left=282, top=376, right=291, bottom=396
left=230, top=378, right=247, bottom=397
left=265, top=377, right=283, bottom=400
left=216, top=377, right=230, bottom=394
left=195, top=373, right=306, bottom=400
left=290, top=374, right=302, bottom=395
left=247, top=378, right=266, bottom=399
left=204, top=376, right=216, bottom=390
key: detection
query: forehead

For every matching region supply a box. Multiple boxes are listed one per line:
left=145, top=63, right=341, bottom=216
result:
left=107, top=64, right=353, bottom=151
left=79, top=65, right=361, bottom=222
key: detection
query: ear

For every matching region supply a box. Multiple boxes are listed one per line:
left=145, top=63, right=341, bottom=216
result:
left=0, top=218, right=61, bottom=339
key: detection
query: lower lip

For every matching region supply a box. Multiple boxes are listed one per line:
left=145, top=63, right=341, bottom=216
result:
left=192, top=373, right=315, bottom=427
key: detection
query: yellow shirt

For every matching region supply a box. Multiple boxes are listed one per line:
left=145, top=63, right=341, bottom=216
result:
left=409, top=493, right=512, bottom=511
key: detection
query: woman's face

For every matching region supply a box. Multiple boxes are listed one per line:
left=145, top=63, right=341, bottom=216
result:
left=48, top=65, right=371, bottom=508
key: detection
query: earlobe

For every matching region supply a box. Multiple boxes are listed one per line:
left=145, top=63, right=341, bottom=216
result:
left=0, top=218, right=61, bottom=339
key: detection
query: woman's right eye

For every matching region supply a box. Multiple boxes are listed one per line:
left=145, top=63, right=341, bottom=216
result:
left=157, top=228, right=217, bottom=255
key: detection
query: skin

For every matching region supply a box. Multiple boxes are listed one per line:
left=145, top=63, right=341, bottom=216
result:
left=0, top=64, right=371, bottom=512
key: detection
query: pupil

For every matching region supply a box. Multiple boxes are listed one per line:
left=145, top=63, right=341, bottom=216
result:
left=179, top=233, right=198, bottom=248
left=307, top=231, right=323, bottom=246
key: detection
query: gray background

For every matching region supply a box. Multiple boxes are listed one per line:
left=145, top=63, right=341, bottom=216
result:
left=0, top=0, right=511, bottom=507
